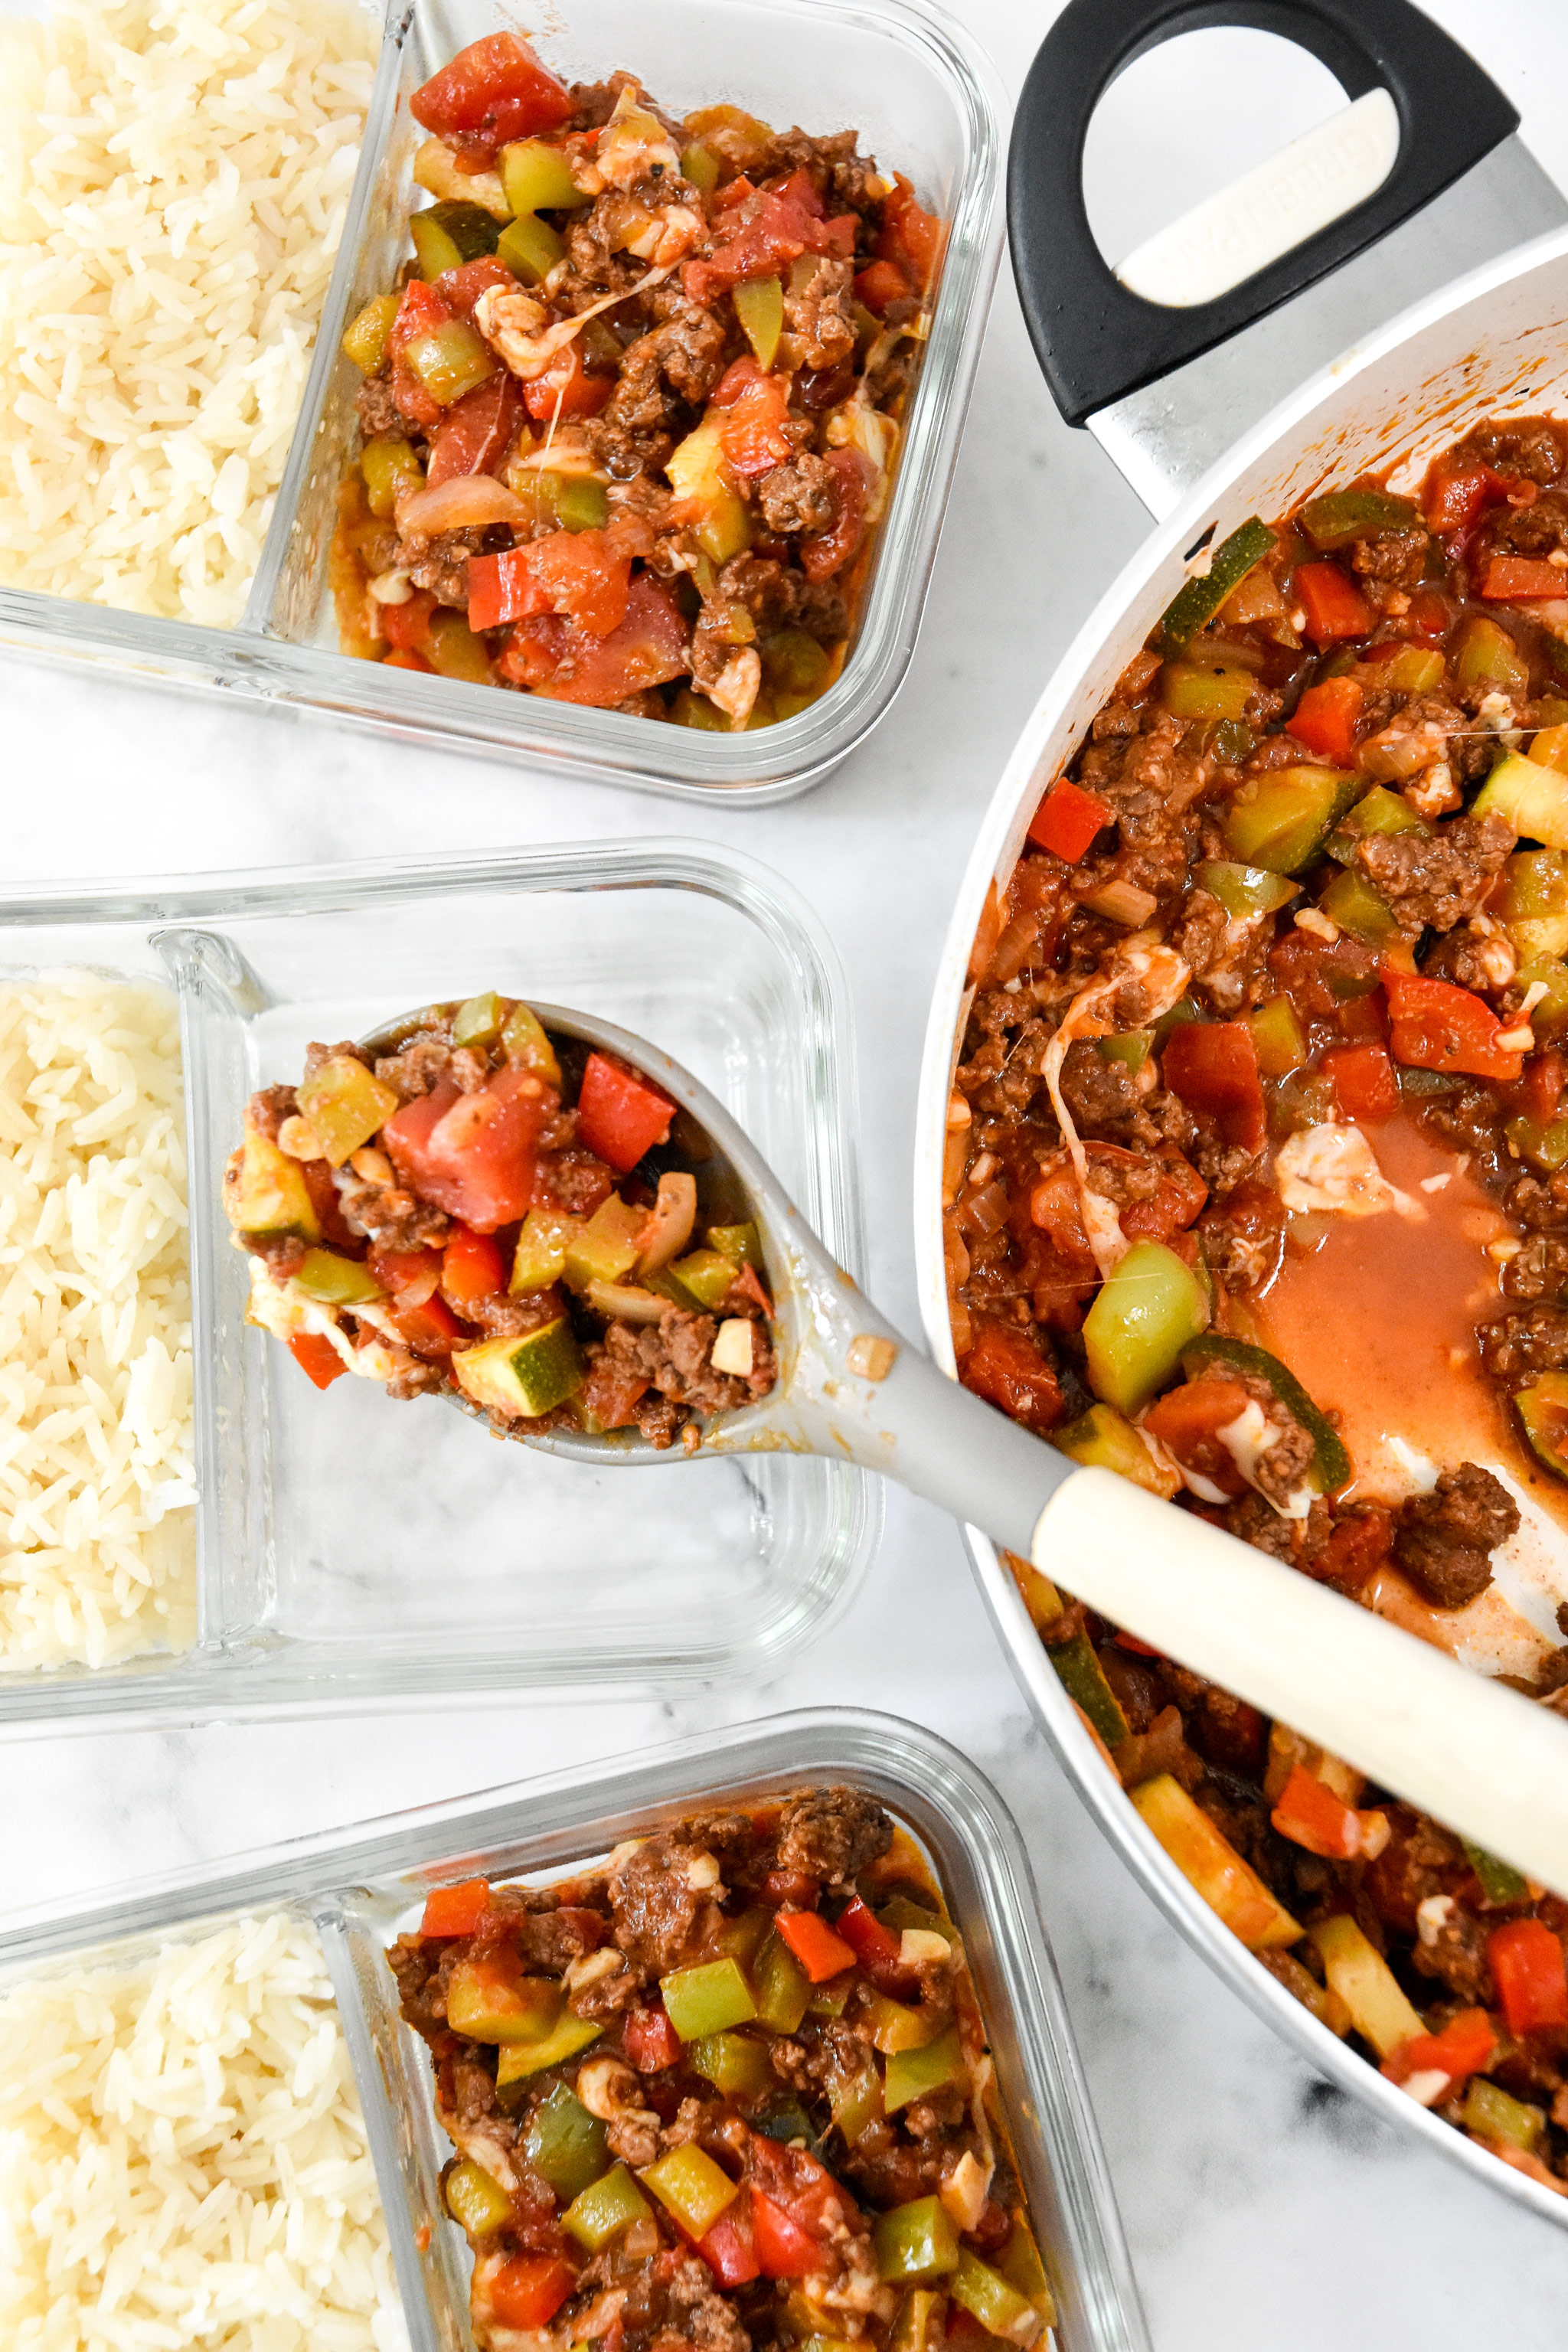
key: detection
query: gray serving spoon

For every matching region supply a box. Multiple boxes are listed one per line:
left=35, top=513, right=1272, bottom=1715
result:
left=364, top=1002, right=1568, bottom=1896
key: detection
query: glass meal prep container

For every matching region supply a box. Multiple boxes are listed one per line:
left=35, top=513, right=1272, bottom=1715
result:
left=0, top=0, right=1002, bottom=804
left=0, top=838, right=876, bottom=1732
left=0, top=1709, right=1152, bottom=2352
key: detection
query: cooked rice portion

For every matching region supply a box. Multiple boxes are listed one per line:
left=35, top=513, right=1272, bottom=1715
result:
left=0, top=1912, right=409, bottom=2350
left=0, top=0, right=377, bottom=625
left=0, top=970, right=196, bottom=1671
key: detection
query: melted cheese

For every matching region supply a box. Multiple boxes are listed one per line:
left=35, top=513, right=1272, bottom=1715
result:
left=1275, top=1122, right=1421, bottom=1219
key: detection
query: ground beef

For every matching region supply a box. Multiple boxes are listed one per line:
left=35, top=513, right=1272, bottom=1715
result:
left=374, top=1031, right=452, bottom=1101
left=780, top=253, right=856, bottom=372
left=1357, top=813, right=1514, bottom=933
left=1501, top=1236, right=1568, bottom=1304
left=1348, top=525, right=1430, bottom=586
left=1485, top=488, right=1568, bottom=557
left=756, top=454, right=838, bottom=536
left=1411, top=1900, right=1495, bottom=2005
left=1197, top=1178, right=1284, bottom=1294
left=1057, top=1039, right=1151, bottom=1143
left=247, top=1083, right=297, bottom=1142
left=1455, top=421, right=1566, bottom=483
left=599, top=1303, right=776, bottom=1429
left=1478, top=1305, right=1568, bottom=1383
left=1508, top=1170, right=1568, bottom=1233
left=397, top=526, right=486, bottom=607
left=358, top=381, right=412, bottom=438
left=338, top=1174, right=452, bottom=1252
left=1074, top=708, right=1212, bottom=903
left=773, top=1787, right=892, bottom=1886
left=1223, top=1491, right=1296, bottom=1561
left=1393, top=1463, right=1519, bottom=1608
left=609, top=1831, right=721, bottom=1974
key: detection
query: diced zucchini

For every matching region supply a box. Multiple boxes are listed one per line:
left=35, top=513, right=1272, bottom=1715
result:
left=341, top=292, right=400, bottom=374
left=1223, top=766, right=1361, bottom=874
left=1496, top=849, right=1568, bottom=962
left=1461, top=2076, right=1544, bottom=2153
left=1161, top=657, right=1253, bottom=724
left=1045, top=1630, right=1130, bottom=1748
left=511, top=1207, right=583, bottom=1294
left=1298, top=487, right=1418, bottom=549
left=1181, top=1334, right=1349, bottom=1491
left=411, top=198, right=500, bottom=279
left=668, top=1247, right=738, bottom=1308
left=1514, top=1371, right=1568, bottom=1482
left=296, top=1053, right=400, bottom=1168
left=1193, top=860, right=1300, bottom=918
left=452, top=1320, right=586, bottom=1417
left=1132, top=1774, right=1302, bottom=1950
left=1453, top=614, right=1529, bottom=700
left=446, top=1955, right=562, bottom=2043
left=564, top=1195, right=646, bottom=1291
left=452, top=991, right=504, bottom=1050
left=1054, top=1400, right=1181, bottom=1499
left=292, top=1246, right=384, bottom=1310
left=222, top=1128, right=321, bottom=1242
left=1157, top=517, right=1277, bottom=655
left=361, top=434, right=423, bottom=519
left=403, top=319, right=496, bottom=406
left=428, top=609, right=493, bottom=684
left=1082, top=1240, right=1209, bottom=1416
left=446, top=2156, right=513, bottom=2237
left=1324, top=783, right=1430, bottom=865
left=560, top=2159, right=650, bottom=2249
left=495, top=2011, right=602, bottom=2089
left=498, top=211, right=566, bottom=284
left=499, top=138, right=586, bottom=214
left=1307, top=1915, right=1423, bottom=2056
left=1317, top=866, right=1400, bottom=949
left=525, top=2083, right=609, bottom=2200
left=1472, top=750, right=1568, bottom=848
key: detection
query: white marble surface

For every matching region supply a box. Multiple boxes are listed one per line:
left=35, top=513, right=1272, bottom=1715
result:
left=7, top=0, right=1568, bottom=2341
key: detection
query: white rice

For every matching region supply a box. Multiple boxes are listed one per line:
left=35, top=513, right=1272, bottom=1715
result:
left=0, top=0, right=377, bottom=625
left=0, top=1912, right=410, bottom=2351
left=0, top=969, right=196, bottom=1671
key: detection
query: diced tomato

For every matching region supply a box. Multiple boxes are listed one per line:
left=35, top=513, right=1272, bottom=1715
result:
left=469, top=530, right=632, bottom=639
left=760, top=1869, right=820, bottom=1908
left=1488, top=1917, right=1568, bottom=2037
left=576, top=1050, right=675, bottom=1173
left=699, top=2197, right=760, bottom=2288
left=1288, top=675, right=1364, bottom=763
left=1383, top=2007, right=1496, bottom=2097
left=1269, top=926, right=1380, bottom=1020
left=521, top=338, right=616, bottom=424
left=875, top=172, right=942, bottom=290
left=1269, top=1762, right=1367, bottom=1860
left=1115, top=1629, right=1164, bottom=1658
left=287, top=1331, right=345, bottom=1390
left=750, top=2190, right=829, bottom=2280
left=384, top=1067, right=550, bottom=1233
left=433, top=255, right=518, bottom=322
left=1423, top=460, right=1511, bottom=537
left=384, top=648, right=436, bottom=672
left=410, top=33, right=575, bottom=166
left=684, top=177, right=842, bottom=303
left=1481, top=553, right=1568, bottom=601
left=420, top=1877, right=490, bottom=1938
left=1513, top=1050, right=1567, bottom=1126
left=776, top=1909, right=856, bottom=1983
left=1142, top=1377, right=1253, bottom=1498
left=959, top=1315, right=1064, bottom=1433
left=623, top=2003, right=682, bottom=2073
left=1321, top=1040, right=1400, bottom=1122
left=384, top=1289, right=465, bottom=1357
left=1028, top=776, right=1113, bottom=863
left=387, top=278, right=451, bottom=431
left=1295, top=560, right=1374, bottom=646
left=496, top=612, right=568, bottom=688
left=443, top=1222, right=508, bottom=1308
left=490, top=2255, right=577, bottom=2332
left=710, top=357, right=799, bottom=479
left=853, top=257, right=909, bottom=315
left=426, top=370, right=524, bottom=489
left=1318, top=1504, right=1393, bottom=1592
left=381, top=586, right=437, bottom=653
left=369, top=1246, right=444, bottom=1305
left=1160, top=1020, right=1266, bottom=1150
left=1383, top=969, right=1524, bottom=1083
left=1027, top=1144, right=1204, bottom=1266
left=577, top=1357, right=652, bottom=1431
left=533, top=576, right=691, bottom=707
left=801, top=446, right=872, bottom=584
left=1402, top=586, right=1452, bottom=643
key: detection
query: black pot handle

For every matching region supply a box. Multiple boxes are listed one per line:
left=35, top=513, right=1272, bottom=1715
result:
left=1010, top=0, right=1519, bottom=427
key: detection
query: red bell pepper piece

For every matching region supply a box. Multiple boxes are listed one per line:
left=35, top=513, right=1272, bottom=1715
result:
left=442, top=1223, right=508, bottom=1308
left=775, top=1909, right=857, bottom=1984
left=420, top=1877, right=490, bottom=1938
left=1295, top=560, right=1374, bottom=646
left=1028, top=776, right=1113, bottom=863
left=1115, top=1629, right=1164, bottom=1658
left=575, top=1050, right=675, bottom=1173
left=1269, top=1763, right=1367, bottom=1860
left=1321, top=1040, right=1400, bottom=1122
left=433, top=255, right=518, bottom=322
left=959, top=1315, right=1065, bottom=1435
left=532, top=577, right=691, bottom=707
left=384, top=1289, right=464, bottom=1357
left=469, top=531, right=632, bottom=640
left=383, top=1068, right=550, bottom=1232
left=1481, top=553, right=1568, bottom=601
left=1383, top=2007, right=1496, bottom=2098
left=874, top=173, right=943, bottom=289
left=799, top=447, right=872, bottom=584
left=699, top=2197, right=760, bottom=2288
left=1160, top=1020, right=1266, bottom=1150
left=1423, top=461, right=1510, bottom=537
left=381, top=587, right=437, bottom=653
left=623, top=2003, right=682, bottom=2073
left=1383, top=969, right=1524, bottom=1083
left=469, top=547, right=550, bottom=634
left=287, top=1331, right=345, bottom=1391
left=426, top=370, right=523, bottom=489
left=750, top=2190, right=828, bottom=2279
left=489, top=2255, right=577, bottom=2331
left=1288, top=675, right=1364, bottom=763
left=853, top=258, right=910, bottom=315
left=832, top=1894, right=903, bottom=1976
left=410, top=33, right=574, bottom=166
left=1488, top=1917, right=1568, bottom=2036
left=521, top=338, right=615, bottom=424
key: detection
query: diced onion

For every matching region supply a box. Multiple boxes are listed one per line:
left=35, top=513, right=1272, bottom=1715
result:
left=586, top=1280, right=666, bottom=1325
left=394, top=475, right=531, bottom=537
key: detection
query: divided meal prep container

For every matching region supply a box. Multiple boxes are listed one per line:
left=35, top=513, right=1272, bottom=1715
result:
left=0, top=0, right=1003, bottom=803
left=0, top=838, right=877, bottom=1731
left=917, top=0, right=1568, bottom=2231
left=0, top=1710, right=1152, bottom=2352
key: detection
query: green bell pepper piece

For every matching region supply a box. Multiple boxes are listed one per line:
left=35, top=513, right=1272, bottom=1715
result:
left=712, top=1906, right=773, bottom=1970
left=562, top=2160, right=652, bottom=2250
left=864, top=1993, right=939, bottom=2055
left=452, top=990, right=504, bottom=1050
left=428, top=609, right=493, bottom=684
left=498, top=211, right=567, bottom=284
left=1152, top=992, right=1204, bottom=1047
left=1161, top=656, right=1254, bottom=724
left=361, top=434, right=423, bottom=519
left=1180, top=1334, right=1350, bottom=1492
left=1096, top=1030, right=1153, bottom=1074
left=495, top=2011, right=601, bottom=2089
left=445, top=2156, right=513, bottom=2237
left=873, top=2195, right=960, bottom=2283
left=883, top=2025, right=965, bottom=2115
left=1298, top=487, right=1419, bottom=549
left=1454, top=614, right=1530, bottom=701
left=1474, top=750, right=1568, bottom=850
left=297, top=1053, right=400, bottom=1168
left=501, top=1000, right=563, bottom=1086
left=640, top=2145, right=740, bottom=2239
left=668, top=1247, right=738, bottom=1308
left=753, top=2094, right=818, bottom=2146
left=1044, top=1630, right=1129, bottom=1748
left=950, top=2250, right=1045, bottom=2345
left=1246, top=995, right=1308, bottom=1078
left=1505, top=1111, right=1568, bottom=1172
left=1461, top=2077, right=1544, bottom=2153
left=890, top=2288, right=948, bottom=2352
left=412, top=199, right=500, bottom=278
left=690, top=2030, right=776, bottom=2102
left=565, top=1195, right=645, bottom=1290
left=1083, top=1240, right=1209, bottom=1416
left=1223, top=766, right=1360, bottom=874
left=452, top=1321, right=586, bottom=1418
left=707, top=1221, right=763, bottom=1271
left=1462, top=1839, right=1529, bottom=1906
left=679, top=139, right=722, bottom=192
left=1192, top=860, right=1300, bottom=918
left=807, top=1981, right=851, bottom=2018
left=292, top=1247, right=384, bottom=1310
left=500, top=137, right=585, bottom=214
left=1514, top=1371, right=1568, bottom=1481
left=1496, top=849, right=1568, bottom=962
left=1269, top=1067, right=1341, bottom=1137
left=1316, top=866, right=1400, bottom=948
left=1324, top=784, right=1431, bottom=865
left=995, top=2220, right=1056, bottom=2322
left=659, top=1956, right=757, bottom=2040
left=1157, top=516, right=1276, bottom=655
left=511, top=1207, right=582, bottom=1294
left=1363, top=642, right=1446, bottom=694
left=518, top=469, right=611, bottom=534
left=734, top=274, right=784, bottom=370
left=404, top=319, right=496, bottom=406
left=752, top=1931, right=812, bottom=2034
left=828, top=2055, right=884, bottom=2145
left=524, top=2082, right=609, bottom=2201
left=342, top=291, right=400, bottom=373
left=1517, top=959, right=1568, bottom=1036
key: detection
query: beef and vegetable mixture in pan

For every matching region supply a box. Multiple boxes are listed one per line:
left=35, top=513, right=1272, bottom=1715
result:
left=391, top=1788, right=1054, bottom=2352
left=224, top=995, right=776, bottom=1446
left=949, top=417, right=1568, bottom=2190
left=332, top=32, right=940, bottom=727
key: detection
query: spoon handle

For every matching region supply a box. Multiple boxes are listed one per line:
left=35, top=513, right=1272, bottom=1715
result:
left=831, top=1338, right=1568, bottom=1896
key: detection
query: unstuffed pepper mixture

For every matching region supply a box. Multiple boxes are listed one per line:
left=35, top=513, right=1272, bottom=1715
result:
left=390, top=1788, right=1054, bottom=2352
left=948, top=416, right=1568, bottom=2189
left=332, top=32, right=940, bottom=726
left=224, top=994, right=776, bottom=1446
